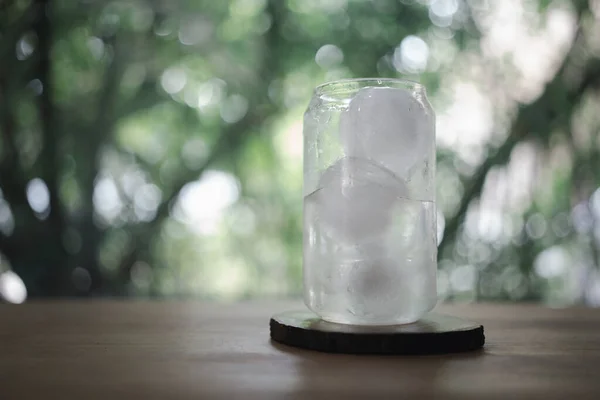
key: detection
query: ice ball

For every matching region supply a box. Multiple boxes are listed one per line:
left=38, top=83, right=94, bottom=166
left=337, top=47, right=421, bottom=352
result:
left=339, top=86, right=433, bottom=177
left=311, top=156, right=408, bottom=243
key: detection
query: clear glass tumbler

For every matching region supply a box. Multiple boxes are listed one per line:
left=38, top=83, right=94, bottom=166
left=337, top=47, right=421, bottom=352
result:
left=303, top=78, right=437, bottom=325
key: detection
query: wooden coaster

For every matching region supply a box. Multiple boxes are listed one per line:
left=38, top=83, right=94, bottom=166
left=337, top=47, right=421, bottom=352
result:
left=270, top=311, right=484, bottom=355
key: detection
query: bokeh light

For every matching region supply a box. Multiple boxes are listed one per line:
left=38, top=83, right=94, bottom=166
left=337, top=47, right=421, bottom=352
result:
left=0, top=271, right=27, bottom=304
left=174, top=170, right=240, bottom=236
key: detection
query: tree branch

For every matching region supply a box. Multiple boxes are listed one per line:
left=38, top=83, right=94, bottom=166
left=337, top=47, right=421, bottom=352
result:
left=115, top=79, right=167, bottom=121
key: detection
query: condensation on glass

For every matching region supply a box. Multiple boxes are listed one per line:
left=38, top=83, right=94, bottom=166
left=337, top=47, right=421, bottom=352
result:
left=303, top=78, right=437, bottom=325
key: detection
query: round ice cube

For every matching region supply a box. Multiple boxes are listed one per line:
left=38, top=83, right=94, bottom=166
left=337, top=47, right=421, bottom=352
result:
left=346, top=257, right=407, bottom=316
left=345, top=255, right=434, bottom=323
left=313, top=157, right=408, bottom=243
left=339, top=87, right=433, bottom=177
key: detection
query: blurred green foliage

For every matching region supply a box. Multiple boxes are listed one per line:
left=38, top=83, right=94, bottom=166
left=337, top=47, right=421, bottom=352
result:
left=0, top=0, right=599, bottom=305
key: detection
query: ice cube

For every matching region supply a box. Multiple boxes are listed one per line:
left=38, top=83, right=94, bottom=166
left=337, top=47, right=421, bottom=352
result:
left=345, top=256, right=409, bottom=318
left=312, top=156, right=408, bottom=243
left=345, top=254, right=436, bottom=322
left=339, top=86, right=433, bottom=178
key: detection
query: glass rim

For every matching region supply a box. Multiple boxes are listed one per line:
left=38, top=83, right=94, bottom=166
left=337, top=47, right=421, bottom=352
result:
left=314, top=78, right=425, bottom=98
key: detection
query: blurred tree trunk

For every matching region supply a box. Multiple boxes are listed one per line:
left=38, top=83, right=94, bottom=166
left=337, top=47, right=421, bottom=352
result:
left=0, top=0, right=72, bottom=296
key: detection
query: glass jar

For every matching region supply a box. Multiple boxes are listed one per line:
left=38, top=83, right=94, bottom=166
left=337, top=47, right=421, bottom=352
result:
left=303, top=78, right=437, bottom=325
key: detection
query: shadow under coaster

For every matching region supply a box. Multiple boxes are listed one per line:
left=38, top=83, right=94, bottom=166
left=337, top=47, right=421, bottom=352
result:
left=270, top=311, right=485, bottom=355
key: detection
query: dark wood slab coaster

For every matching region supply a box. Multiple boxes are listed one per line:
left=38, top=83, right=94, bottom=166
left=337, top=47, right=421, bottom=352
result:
left=270, top=311, right=484, bottom=355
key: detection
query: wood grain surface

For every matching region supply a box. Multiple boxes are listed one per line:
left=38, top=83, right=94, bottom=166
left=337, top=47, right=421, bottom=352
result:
left=1, top=301, right=600, bottom=399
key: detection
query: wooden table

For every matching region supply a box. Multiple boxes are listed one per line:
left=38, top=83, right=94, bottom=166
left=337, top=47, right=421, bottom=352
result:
left=1, top=301, right=599, bottom=399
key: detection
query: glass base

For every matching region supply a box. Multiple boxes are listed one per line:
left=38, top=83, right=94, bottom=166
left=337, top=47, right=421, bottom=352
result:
left=319, top=313, right=423, bottom=326
left=305, top=295, right=437, bottom=327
